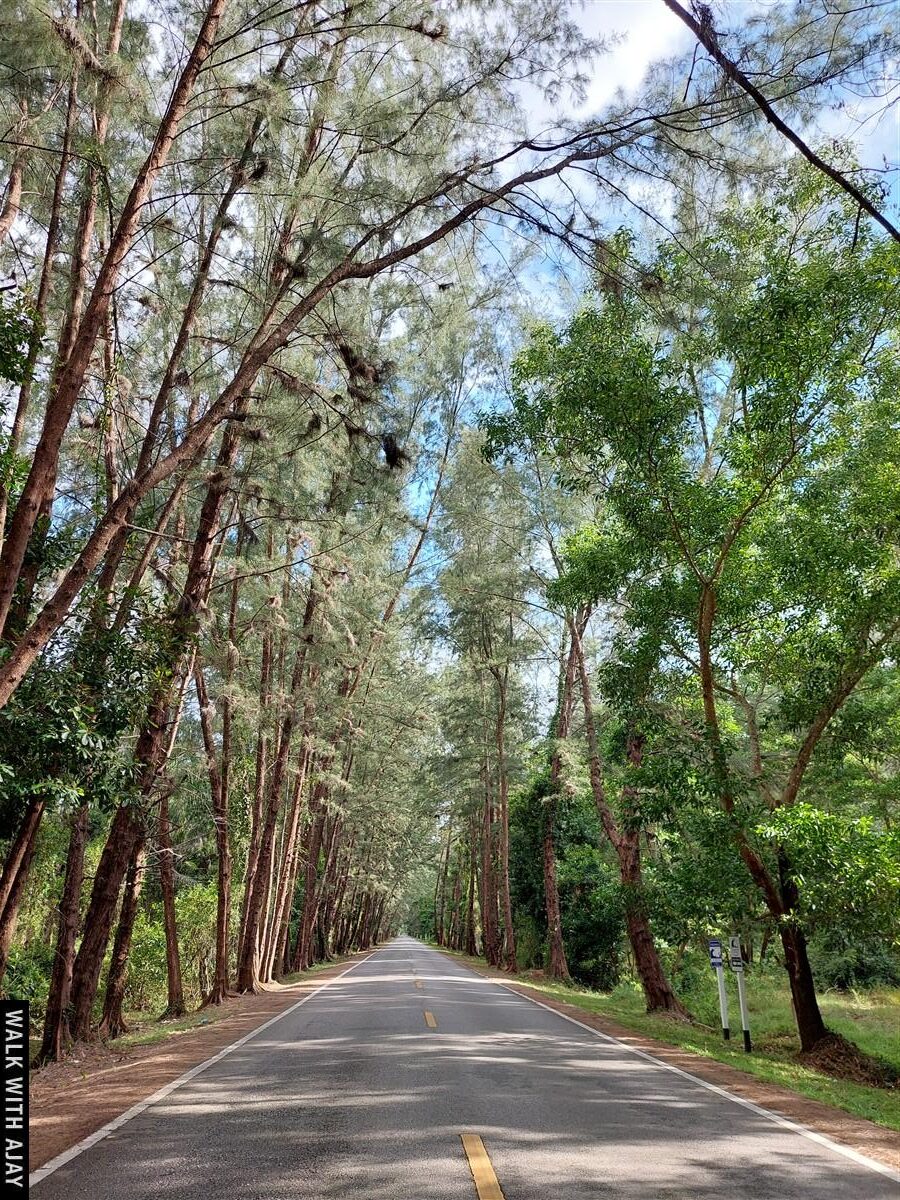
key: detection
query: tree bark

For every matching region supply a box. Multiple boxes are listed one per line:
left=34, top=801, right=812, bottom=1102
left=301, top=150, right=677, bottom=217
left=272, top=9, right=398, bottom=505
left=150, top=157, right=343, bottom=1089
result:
left=493, top=666, right=517, bottom=971
left=0, top=799, right=45, bottom=982
left=99, top=837, right=147, bottom=1040
left=541, top=798, right=570, bottom=982
left=157, top=793, right=186, bottom=1018
left=570, top=621, right=687, bottom=1015
left=38, top=803, right=88, bottom=1063
left=195, top=662, right=233, bottom=1004
left=69, top=805, right=143, bottom=1041
left=0, top=0, right=228, bottom=640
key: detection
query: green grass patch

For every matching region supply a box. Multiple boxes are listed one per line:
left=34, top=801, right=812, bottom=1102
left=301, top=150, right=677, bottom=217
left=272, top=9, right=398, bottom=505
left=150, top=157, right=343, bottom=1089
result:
left=436, top=946, right=900, bottom=1132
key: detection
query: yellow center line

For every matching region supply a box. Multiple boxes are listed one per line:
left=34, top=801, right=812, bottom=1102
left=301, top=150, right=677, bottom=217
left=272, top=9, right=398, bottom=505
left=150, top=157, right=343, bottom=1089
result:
left=415, top=980, right=424, bottom=990
left=423, top=1009, right=438, bottom=1029
left=460, top=1134, right=505, bottom=1200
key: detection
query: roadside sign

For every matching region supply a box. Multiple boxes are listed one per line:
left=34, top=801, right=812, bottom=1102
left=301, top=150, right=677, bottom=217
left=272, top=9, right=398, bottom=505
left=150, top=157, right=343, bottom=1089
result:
left=728, top=936, right=744, bottom=973
left=729, top=935, right=752, bottom=1052
left=708, top=939, right=729, bottom=1040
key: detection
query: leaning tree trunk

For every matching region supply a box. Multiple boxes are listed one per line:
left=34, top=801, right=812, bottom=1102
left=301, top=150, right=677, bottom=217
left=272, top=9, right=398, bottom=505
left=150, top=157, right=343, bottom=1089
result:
left=619, top=827, right=688, bottom=1016
left=70, top=805, right=144, bottom=1041
left=778, top=851, right=828, bottom=1051
left=0, top=798, right=45, bottom=983
left=571, top=617, right=687, bottom=1016
left=158, top=793, right=186, bottom=1018
left=618, top=728, right=690, bottom=1018
left=99, top=837, right=147, bottom=1040
left=38, top=803, right=88, bottom=1063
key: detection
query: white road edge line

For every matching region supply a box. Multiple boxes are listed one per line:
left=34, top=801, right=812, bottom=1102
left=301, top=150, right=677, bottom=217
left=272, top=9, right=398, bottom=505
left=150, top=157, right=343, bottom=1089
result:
left=29, top=952, right=376, bottom=1190
left=430, top=946, right=900, bottom=1186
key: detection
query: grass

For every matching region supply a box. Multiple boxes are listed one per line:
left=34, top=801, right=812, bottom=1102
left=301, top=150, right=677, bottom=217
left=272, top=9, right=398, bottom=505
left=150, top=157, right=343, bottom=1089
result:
left=436, top=946, right=900, bottom=1132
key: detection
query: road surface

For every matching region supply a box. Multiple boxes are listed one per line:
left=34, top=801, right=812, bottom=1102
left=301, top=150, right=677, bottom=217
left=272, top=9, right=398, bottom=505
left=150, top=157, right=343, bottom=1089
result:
left=33, top=937, right=897, bottom=1198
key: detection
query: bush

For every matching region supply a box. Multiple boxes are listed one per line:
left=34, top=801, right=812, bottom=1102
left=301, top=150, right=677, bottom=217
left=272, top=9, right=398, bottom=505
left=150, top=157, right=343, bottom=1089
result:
left=558, top=846, right=623, bottom=991
left=810, top=930, right=900, bottom=991
left=5, top=944, right=54, bottom=1028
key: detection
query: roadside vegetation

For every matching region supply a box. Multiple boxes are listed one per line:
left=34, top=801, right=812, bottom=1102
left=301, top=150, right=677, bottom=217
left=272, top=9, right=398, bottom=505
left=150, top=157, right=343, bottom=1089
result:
left=438, top=947, right=900, bottom=1130
left=0, top=0, right=896, bottom=1114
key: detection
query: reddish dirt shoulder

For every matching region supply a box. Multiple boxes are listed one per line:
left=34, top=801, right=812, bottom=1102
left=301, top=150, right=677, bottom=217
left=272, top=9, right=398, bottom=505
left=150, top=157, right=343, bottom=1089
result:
left=29, top=953, right=370, bottom=1171
left=442, top=951, right=899, bottom=1173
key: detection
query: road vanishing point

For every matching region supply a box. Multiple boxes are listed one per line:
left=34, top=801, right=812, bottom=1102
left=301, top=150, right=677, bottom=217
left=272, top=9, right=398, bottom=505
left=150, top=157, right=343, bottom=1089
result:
left=32, top=938, right=898, bottom=1199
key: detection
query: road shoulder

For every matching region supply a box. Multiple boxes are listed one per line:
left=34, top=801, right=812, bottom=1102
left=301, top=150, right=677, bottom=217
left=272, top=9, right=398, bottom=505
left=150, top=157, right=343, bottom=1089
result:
left=29, top=952, right=370, bottom=1171
left=434, top=947, right=900, bottom=1173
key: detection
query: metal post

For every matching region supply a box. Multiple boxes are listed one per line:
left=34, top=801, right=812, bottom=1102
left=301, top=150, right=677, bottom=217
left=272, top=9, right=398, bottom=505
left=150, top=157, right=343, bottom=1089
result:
left=729, top=935, right=751, bottom=1052
left=715, top=964, right=730, bottom=1040
left=708, top=938, right=729, bottom=1040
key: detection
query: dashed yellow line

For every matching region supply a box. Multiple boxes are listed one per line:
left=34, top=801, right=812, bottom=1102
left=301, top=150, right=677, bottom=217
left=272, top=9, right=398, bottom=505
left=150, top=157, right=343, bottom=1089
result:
left=424, top=1009, right=438, bottom=1029
left=460, top=1134, right=505, bottom=1200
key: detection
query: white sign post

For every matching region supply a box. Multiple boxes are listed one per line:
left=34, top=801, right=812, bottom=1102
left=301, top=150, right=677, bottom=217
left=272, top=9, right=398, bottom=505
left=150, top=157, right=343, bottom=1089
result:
left=708, top=939, right=730, bottom=1041
left=729, top=936, right=752, bottom=1052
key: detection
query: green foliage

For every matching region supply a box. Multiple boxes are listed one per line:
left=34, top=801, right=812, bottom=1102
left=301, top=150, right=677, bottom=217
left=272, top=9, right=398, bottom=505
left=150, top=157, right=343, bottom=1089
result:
left=5, top=944, right=52, bottom=1027
left=758, top=805, right=900, bottom=943
left=557, top=844, right=623, bottom=990
left=0, top=292, right=32, bottom=386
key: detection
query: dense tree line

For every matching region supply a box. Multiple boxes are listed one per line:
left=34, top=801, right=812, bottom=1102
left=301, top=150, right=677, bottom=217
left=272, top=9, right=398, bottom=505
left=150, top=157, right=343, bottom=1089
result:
left=0, top=0, right=896, bottom=1071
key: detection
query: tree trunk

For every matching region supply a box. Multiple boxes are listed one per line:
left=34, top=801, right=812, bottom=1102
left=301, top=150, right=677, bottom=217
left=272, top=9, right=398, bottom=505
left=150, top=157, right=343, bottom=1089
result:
left=158, top=793, right=186, bottom=1017
left=195, top=663, right=232, bottom=1005
left=38, top=803, right=89, bottom=1063
left=480, top=788, right=501, bottom=966
left=570, top=616, right=687, bottom=1014
left=0, top=799, right=45, bottom=982
left=541, top=798, right=570, bottom=982
left=435, top=823, right=451, bottom=946
left=0, top=797, right=46, bottom=983
left=778, top=851, right=828, bottom=1050
left=99, top=838, right=147, bottom=1040
left=292, top=788, right=327, bottom=972
left=619, top=828, right=688, bottom=1016
left=542, top=629, right=577, bottom=983
left=70, top=806, right=143, bottom=1041
left=465, top=820, right=477, bottom=957
left=494, top=671, right=516, bottom=971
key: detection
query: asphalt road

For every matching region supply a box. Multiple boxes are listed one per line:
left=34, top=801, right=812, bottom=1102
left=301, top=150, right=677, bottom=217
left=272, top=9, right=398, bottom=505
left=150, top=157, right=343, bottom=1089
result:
left=34, top=937, right=897, bottom=1199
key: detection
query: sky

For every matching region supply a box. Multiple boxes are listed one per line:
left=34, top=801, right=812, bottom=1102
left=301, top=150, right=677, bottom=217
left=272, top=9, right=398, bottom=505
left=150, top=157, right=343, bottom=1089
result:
left=568, top=0, right=899, bottom=196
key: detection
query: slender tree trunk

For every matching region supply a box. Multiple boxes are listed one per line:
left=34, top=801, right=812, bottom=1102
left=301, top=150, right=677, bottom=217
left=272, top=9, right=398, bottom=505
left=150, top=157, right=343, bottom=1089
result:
left=158, top=793, right=186, bottom=1017
left=493, top=669, right=517, bottom=971
left=0, top=146, right=25, bottom=244
left=435, top=823, right=451, bottom=946
left=0, top=799, right=45, bottom=981
left=541, top=800, right=570, bottom=982
left=542, top=631, right=577, bottom=983
left=38, top=804, right=89, bottom=1063
left=99, top=837, right=147, bottom=1040
left=195, top=663, right=233, bottom=1004
left=292, top=788, right=327, bottom=972
left=465, top=819, right=477, bottom=957
left=238, top=630, right=271, bottom=967
left=0, top=799, right=45, bottom=960
left=570, top=622, right=687, bottom=1015
left=480, top=784, right=501, bottom=966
